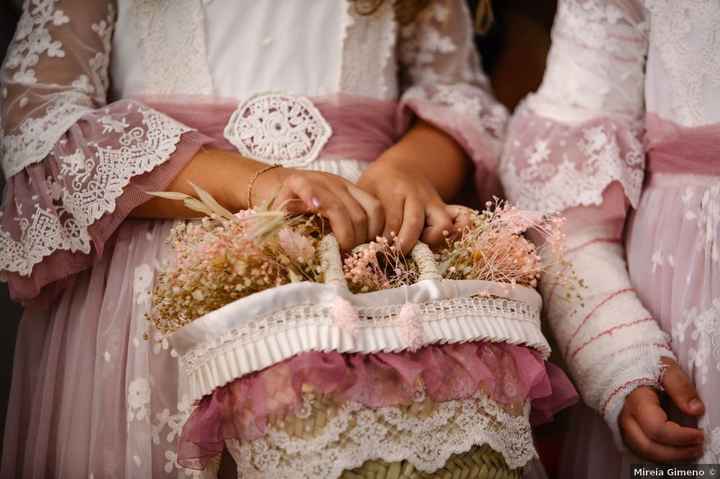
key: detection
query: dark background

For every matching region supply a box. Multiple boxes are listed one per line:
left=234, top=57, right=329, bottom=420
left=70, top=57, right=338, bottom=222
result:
left=0, top=0, right=559, bottom=466
left=1, top=0, right=23, bottom=457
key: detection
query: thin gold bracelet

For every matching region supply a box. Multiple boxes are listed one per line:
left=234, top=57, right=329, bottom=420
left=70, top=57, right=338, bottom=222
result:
left=247, top=164, right=282, bottom=210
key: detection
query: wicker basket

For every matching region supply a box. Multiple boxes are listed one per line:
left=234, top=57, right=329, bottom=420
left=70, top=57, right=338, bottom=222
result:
left=340, top=444, right=521, bottom=479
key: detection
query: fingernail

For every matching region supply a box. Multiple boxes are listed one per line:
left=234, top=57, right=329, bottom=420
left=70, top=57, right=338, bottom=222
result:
left=310, top=197, right=321, bottom=209
left=690, top=398, right=704, bottom=411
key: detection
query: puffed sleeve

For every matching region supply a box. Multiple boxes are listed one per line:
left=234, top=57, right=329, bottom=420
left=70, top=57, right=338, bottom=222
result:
left=500, top=0, right=675, bottom=449
left=0, top=0, right=213, bottom=301
left=397, top=0, right=508, bottom=196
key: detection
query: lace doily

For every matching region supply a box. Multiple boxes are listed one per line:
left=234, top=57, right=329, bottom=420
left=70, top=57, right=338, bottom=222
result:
left=224, top=94, right=333, bottom=167
left=226, top=393, right=535, bottom=478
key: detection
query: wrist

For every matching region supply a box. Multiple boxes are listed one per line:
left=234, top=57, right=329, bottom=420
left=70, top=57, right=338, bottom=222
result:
left=249, top=165, right=290, bottom=209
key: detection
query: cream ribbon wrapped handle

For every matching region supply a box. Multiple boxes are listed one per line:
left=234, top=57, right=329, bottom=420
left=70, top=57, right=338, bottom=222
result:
left=319, top=234, right=348, bottom=287
left=411, top=242, right=441, bottom=281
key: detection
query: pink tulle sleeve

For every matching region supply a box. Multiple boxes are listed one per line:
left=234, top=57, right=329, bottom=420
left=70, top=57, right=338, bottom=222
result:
left=500, top=0, right=675, bottom=449
left=395, top=0, right=507, bottom=197
left=0, top=0, right=213, bottom=301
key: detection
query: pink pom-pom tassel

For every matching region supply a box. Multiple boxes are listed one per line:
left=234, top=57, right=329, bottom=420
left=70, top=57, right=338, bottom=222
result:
left=332, top=297, right=360, bottom=336
left=398, top=303, right=424, bottom=352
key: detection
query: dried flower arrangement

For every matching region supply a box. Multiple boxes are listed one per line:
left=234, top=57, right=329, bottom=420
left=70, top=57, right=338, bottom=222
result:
left=147, top=184, right=324, bottom=334
left=147, top=188, right=583, bottom=335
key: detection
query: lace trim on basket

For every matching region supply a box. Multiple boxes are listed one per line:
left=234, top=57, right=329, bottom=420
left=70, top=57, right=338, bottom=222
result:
left=176, top=294, right=547, bottom=401
left=0, top=102, right=192, bottom=277
left=225, top=393, right=535, bottom=478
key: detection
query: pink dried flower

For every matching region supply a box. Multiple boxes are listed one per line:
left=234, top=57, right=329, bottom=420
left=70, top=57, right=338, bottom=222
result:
left=343, top=237, right=419, bottom=294
left=148, top=191, right=324, bottom=334
left=278, top=227, right=316, bottom=264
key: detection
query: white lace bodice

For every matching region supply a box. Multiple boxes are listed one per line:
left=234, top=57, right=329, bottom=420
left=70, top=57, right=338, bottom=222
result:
left=110, top=0, right=484, bottom=102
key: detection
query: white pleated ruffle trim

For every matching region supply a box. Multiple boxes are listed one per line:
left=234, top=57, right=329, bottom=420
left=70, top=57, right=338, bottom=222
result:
left=171, top=279, right=547, bottom=402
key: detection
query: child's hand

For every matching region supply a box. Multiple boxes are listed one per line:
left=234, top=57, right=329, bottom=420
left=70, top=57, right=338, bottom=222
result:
left=619, top=358, right=705, bottom=462
left=254, top=168, right=383, bottom=250
left=357, top=163, right=457, bottom=253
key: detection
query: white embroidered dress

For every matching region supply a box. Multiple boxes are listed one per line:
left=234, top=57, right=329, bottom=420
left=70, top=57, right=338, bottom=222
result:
left=501, top=0, right=720, bottom=475
left=0, top=1, right=530, bottom=478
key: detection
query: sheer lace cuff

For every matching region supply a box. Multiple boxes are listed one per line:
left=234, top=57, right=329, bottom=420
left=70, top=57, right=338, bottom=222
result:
left=1, top=100, right=213, bottom=301
left=399, top=83, right=507, bottom=193
left=500, top=105, right=645, bottom=214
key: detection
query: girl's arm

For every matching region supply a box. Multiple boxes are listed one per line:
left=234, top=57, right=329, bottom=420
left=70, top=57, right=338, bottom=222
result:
left=359, top=0, right=508, bottom=253
left=131, top=147, right=382, bottom=251
left=500, top=0, right=704, bottom=461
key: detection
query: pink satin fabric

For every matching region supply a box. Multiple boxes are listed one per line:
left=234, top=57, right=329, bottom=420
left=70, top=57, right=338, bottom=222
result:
left=177, top=343, right=577, bottom=468
left=645, top=113, right=720, bottom=176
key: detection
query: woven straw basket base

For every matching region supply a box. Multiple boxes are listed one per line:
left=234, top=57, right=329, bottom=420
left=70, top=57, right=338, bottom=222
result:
left=339, top=444, right=522, bottom=479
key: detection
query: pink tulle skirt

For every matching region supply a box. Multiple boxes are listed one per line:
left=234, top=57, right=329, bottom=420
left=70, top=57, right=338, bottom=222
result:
left=177, top=343, right=577, bottom=466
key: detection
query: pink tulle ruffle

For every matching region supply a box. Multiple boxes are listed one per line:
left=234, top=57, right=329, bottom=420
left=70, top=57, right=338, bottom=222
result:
left=177, top=342, right=577, bottom=468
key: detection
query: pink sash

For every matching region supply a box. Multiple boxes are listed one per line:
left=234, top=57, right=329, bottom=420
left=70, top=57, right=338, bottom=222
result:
left=645, top=113, right=720, bottom=176
left=137, top=94, right=404, bottom=164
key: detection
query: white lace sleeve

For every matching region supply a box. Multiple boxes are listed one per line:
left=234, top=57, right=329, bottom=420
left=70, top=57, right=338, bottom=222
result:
left=397, top=0, right=508, bottom=186
left=500, top=0, right=648, bottom=213
left=0, top=0, right=210, bottom=300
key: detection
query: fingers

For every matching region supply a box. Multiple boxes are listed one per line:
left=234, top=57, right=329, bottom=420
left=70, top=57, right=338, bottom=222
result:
left=630, top=388, right=704, bottom=447
left=328, top=183, right=370, bottom=245
left=280, top=176, right=356, bottom=250
left=382, top=194, right=405, bottom=241
left=622, top=416, right=704, bottom=463
left=662, top=357, right=706, bottom=417
left=447, top=204, right=474, bottom=233
left=274, top=175, right=318, bottom=213
left=421, top=203, right=454, bottom=248
left=397, top=196, right=425, bottom=254
left=348, top=186, right=384, bottom=241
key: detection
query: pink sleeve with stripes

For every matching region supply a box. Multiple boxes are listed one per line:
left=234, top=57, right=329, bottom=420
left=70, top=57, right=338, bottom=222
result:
left=540, top=184, right=674, bottom=447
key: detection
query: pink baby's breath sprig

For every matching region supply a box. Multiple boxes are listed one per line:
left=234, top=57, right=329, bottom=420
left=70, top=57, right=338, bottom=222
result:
left=343, top=235, right=419, bottom=294
left=437, top=199, right=584, bottom=303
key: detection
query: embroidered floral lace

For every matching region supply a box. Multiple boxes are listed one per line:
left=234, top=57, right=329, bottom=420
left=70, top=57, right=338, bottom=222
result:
left=225, top=392, right=535, bottom=478
left=0, top=0, right=198, bottom=283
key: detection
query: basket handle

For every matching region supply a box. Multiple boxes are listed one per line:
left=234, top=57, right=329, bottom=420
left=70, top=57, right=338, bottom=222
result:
left=319, top=234, right=348, bottom=287
left=411, top=242, right=442, bottom=281
left=320, top=236, right=441, bottom=288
